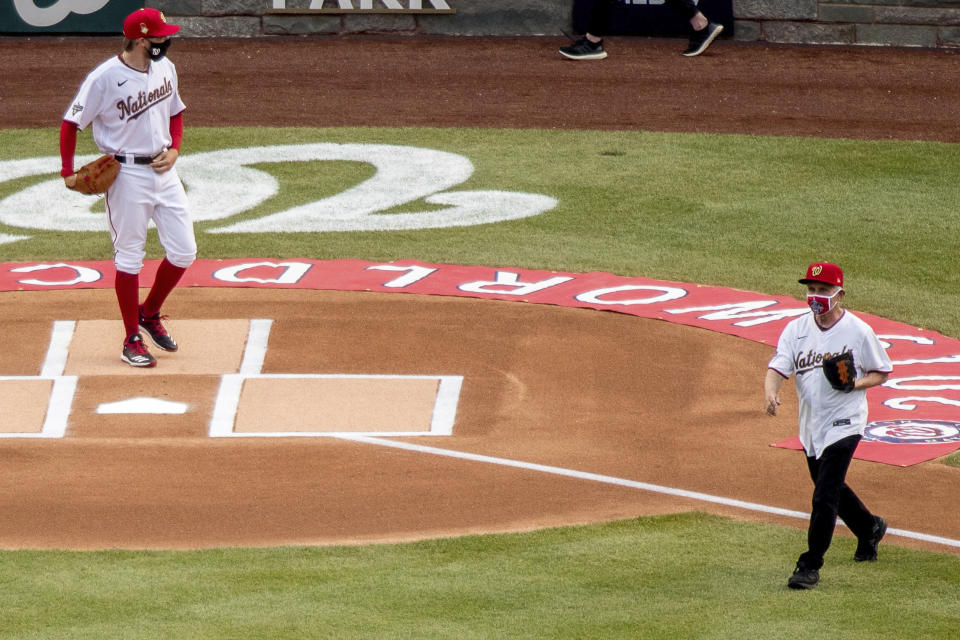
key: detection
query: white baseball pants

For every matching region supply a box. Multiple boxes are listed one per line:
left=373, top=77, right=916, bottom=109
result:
left=105, top=164, right=197, bottom=274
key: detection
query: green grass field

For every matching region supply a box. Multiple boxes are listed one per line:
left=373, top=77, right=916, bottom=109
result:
left=1, top=127, right=959, bottom=638
left=1, top=514, right=958, bottom=639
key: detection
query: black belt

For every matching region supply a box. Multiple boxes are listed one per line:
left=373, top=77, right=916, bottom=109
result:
left=114, top=154, right=156, bottom=165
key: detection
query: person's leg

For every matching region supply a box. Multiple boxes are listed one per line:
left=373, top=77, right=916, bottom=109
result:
left=666, top=0, right=724, bottom=56
left=788, top=435, right=866, bottom=588
left=105, top=167, right=156, bottom=367
left=798, top=435, right=862, bottom=571
left=138, top=257, right=185, bottom=352
left=106, top=168, right=151, bottom=339
left=149, top=169, right=196, bottom=301
left=104, top=167, right=157, bottom=367
left=117, top=269, right=155, bottom=367
left=115, top=269, right=141, bottom=340
left=560, top=0, right=610, bottom=59
left=142, top=258, right=187, bottom=319
left=665, top=0, right=699, bottom=23
left=585, top=0, right=611, bottom=41
left=837, top=478, right=877, bottom=541
left=832, top=450, right=886, bottom=562
left=140, top=171, right=196, bottom=352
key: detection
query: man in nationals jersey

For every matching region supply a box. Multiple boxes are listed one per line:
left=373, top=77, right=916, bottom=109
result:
left=765, top=262, right=893, bottom=589
left=60, top=8, right=195, bottom=368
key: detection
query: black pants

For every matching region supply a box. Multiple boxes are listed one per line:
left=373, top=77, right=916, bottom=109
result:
left=798, top=434, right=876, bottom=571
left=587, top=0, right=700, bottom=36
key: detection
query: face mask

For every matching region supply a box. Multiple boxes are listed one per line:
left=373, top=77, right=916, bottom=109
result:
left=147, top=39, right=172, bottom=61
left=807, top=289, right=841, bottom=315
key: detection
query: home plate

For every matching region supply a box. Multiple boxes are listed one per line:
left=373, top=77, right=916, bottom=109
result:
left=97, top=397, right=188, bottom=415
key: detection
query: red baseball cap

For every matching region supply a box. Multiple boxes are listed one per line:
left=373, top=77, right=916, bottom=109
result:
left=799, top=262, right=843, bottom=287
left=123, top=8, right=180, bottom=39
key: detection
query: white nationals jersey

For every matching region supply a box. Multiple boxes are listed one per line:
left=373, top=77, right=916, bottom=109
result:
left=64, top=55, right=185, bottom=156
left=768, top=310, right=893, bottom=458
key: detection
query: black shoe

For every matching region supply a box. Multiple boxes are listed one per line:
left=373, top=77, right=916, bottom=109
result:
left=788, top=566, right=820, bottom=590
left=682, top=22, right=723, bottom=57
left=559, top=36, right=607, bottom=60
left=121, top=334, right=157, bottom=368
left=854, top=516, right=888, bottom=562
left=139, top=305, right=179, bottom=352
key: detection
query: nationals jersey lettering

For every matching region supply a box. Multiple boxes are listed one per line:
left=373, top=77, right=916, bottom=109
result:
left=117, top=77, right=174, bottom=121
left=793, top=346, right=851, bottom=374
left=769, top=310, right=893, bottom=458
left=64, top=55, right=185, bottom=156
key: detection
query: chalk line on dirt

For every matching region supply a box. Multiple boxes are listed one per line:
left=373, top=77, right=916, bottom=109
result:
left=335, top=434, right=960, bottom=550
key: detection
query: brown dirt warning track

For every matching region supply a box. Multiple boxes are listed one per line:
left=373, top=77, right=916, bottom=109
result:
left=0, top=36, right=959, bottom=552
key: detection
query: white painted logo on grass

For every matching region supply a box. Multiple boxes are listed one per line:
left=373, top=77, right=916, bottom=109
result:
left=13, top=0, right=110, bottom=28
left=0, top=144, right=557, bottom=242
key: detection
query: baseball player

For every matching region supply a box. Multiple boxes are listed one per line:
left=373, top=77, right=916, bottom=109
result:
left=59, top=8, right=195, bottom=368
left=764, top=262, right=892, bottom=590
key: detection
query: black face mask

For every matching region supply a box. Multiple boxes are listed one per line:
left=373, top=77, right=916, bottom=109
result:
left=148, top=39, right=172, bottom=61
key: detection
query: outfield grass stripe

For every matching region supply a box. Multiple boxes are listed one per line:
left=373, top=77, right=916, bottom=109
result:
left=338, top=435, right=960, bottom=550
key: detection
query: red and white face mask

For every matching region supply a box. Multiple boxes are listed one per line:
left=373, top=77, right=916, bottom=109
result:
left=807, top=288, right=841, bottom=315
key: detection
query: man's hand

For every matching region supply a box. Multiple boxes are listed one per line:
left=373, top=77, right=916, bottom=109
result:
left=150, top=148, right=179, bottom=173
left=765, top=394, right=781, bottom=416
left=764, top=368, right=785, bottom=416
left=63, top=174, right=77, bottom=189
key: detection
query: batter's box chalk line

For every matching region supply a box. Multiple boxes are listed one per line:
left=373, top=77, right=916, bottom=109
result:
left=0, top=320, right=77, bottom=438
left=0, top=319, right=463, bottom=439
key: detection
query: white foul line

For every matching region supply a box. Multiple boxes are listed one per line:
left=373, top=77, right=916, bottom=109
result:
left=334, top=435, right=960, bottom=551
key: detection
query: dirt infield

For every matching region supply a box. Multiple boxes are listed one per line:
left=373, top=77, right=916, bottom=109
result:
left=4, top=36, right=959, bottom=141
left=1, top=36, right=959, bottom=552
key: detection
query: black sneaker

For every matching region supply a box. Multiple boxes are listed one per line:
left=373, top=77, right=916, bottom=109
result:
left=682, top=22, right=723, bottom=57
left=854, top=516, right=888, bottom=562
left=139, top=305, right=179, bottom=352
left=122, top=334, right=157, bottom=368
left=788, top=566, right=820, bottom=590
left=559, top=36, right=607, bottom=60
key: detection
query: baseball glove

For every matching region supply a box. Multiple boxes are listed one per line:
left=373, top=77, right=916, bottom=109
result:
left=68, top=154, right=120, bottom=195
left=823, top=351, right=856, bottom=393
